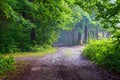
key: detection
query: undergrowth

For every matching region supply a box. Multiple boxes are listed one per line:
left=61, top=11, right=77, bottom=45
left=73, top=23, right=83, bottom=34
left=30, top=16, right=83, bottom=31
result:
left=83, top=39, right=120, bottom=73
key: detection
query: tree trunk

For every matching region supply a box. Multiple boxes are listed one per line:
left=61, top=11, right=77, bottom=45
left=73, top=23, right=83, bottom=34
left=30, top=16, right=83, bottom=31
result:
left=84, top=25, right=88, bottom=43
left=96, top=27, right=99, bottom=39
left=78, top=25, right=83, bottom=44
left=31, top=27, right=37, bottom=42
left=78, top=33, right=83, bottom=44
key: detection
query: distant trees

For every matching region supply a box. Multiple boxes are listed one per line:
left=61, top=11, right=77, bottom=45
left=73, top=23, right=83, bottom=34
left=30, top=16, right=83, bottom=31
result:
left=76, top=11, right=109, bottom=44
left=56, top=14, right=108, bottom=45
left=56, top=6, right=110, bottom=46
left=76, top=0, right=120, bottom=43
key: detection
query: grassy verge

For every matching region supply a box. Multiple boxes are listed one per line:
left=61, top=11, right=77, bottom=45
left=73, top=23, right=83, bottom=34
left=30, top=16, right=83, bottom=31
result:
left=83, top=39, right=120, bottom=73
left=3, top=47, right=57, bottom=58
left=0, top=47, right=57, bottom=79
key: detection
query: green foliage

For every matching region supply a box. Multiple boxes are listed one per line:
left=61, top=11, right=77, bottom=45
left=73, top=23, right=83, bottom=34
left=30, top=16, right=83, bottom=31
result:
left=0, top=37, right=20, bottom=53
left=83, top=39, right=120, bottom=72
left=0, top=0, right=81, bottom=53
left=28, top=44, right=52, bottom=52
left=77, top=0, right=120, bottom=43
left=0, top=54, right=15, bottom=76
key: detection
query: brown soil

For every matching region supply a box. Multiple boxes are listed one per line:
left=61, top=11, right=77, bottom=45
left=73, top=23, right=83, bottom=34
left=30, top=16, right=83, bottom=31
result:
left=6, top=46, right=120, bottom=80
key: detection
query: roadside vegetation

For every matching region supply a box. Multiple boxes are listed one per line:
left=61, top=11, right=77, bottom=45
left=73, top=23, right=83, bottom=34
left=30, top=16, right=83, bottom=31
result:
left=84, top=39, right=120, bottom=73
left=82, top=0, right=120, bottom=73
left=0, top=47, right=56, bottom=79
left=4, top=47, right=56, bottom=58
left=0, top=54, right=15, bottom=79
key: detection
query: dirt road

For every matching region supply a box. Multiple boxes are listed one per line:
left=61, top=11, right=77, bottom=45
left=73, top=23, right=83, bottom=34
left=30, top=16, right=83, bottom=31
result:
left=16, top=46, right=119, bottom=80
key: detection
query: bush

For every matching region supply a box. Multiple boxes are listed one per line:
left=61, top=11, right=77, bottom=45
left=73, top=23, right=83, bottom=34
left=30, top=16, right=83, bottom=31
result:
left=0, top=38, right=20, bottom=53
left=27, top=44, right=52, bottom=52
left=29, top=45, right=44, bottom=52
left=83, top=39, right=120, bottom=72
left=0, top=54, right=15, bottom=76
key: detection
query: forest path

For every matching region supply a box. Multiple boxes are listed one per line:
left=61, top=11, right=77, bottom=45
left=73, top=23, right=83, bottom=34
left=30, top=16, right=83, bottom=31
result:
left=16, top=46, right=119, bottom=80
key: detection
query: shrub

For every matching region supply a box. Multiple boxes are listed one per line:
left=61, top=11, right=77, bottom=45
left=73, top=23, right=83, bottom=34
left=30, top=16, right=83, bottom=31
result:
left=29, top=45, right=44, bottom=52
left=0, top=54, right=15, bottom=76
left=27, top=44, right=52, bottom=52
left=0, top=37, right=20, bottom=53
left=83, top=39, right=120, bottom=72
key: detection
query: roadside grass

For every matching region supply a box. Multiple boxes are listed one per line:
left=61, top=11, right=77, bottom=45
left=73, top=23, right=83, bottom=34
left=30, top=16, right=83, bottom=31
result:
left=3, top=47, right=57, bottom=58
left=1, top=47, right=57, bottom=80
left=83, top=39, right=120, bottom=73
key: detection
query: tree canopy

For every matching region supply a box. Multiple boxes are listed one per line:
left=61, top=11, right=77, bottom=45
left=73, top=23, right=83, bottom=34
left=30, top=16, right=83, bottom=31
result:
left=0, top=0, right=120, bottom=53
left=0, top=0, right=81, bottom=53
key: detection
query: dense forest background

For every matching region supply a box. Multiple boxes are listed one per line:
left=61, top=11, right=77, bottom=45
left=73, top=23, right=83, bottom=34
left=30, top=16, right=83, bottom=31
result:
left=0, top=0, right=120, bottom=54
left=0, top=0, right=82, bottom=53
